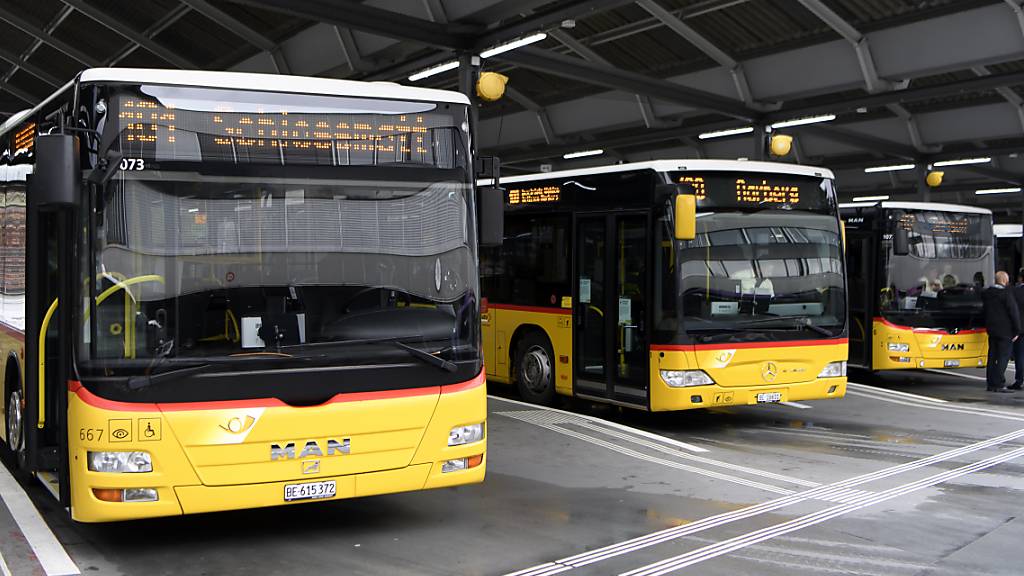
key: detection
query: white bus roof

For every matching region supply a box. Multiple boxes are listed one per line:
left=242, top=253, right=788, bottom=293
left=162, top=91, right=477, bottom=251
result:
left=838, top=201, right=992, bottom=215
left=995, top=223, right=1022, bottom=237
left=485, top=159, right=834, bottom=186
left=0, top=68, right=469, bottom=138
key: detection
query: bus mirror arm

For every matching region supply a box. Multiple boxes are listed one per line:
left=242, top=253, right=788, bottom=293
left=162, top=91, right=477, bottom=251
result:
left=87, top=149, right=124, bottom=187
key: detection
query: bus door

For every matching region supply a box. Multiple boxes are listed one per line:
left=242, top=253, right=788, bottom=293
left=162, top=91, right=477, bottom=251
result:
left=574, top=212, right=650, bottom=408
left=846, top=233, right=873, bottom=367
left=24, top=151, right=77, bottom=506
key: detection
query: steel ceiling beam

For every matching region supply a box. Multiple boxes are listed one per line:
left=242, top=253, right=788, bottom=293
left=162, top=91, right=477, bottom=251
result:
left=223, top=0, right=475, bottom=49
left=61, top=0, right=197, bottom=69
left=181, top=0, right=290, bottom=73
left=497, top=47, right=755, bottom=120
left=0, top=4, right=98, bottom=66
left=0, top=43, right=63, bottom=89
left=474, top=0, right=634, bottom=49
left=797, top=0, right=891, bottom=93
left=106, top=4, right=193, bottom=67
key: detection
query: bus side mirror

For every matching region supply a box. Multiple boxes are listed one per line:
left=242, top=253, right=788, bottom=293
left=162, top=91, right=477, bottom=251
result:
left=31, top=134, right=80, bottom=209
left=893, top=228, right=909, bottom=256
left=479, top=186, right=504, bottom=247
left=674, top=194, right=696, bottom=241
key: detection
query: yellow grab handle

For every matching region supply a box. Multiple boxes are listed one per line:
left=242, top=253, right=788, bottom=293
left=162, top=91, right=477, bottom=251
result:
left=38, top=298, right=58, bottom=429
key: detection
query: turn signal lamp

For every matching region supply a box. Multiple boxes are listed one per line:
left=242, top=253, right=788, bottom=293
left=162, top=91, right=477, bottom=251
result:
left=442, top=455, right=483, bottom=473
left=476, top=72, right=508, bottom=102
left=926, top=171, right=944, bottom=187
left=769, top=134, right=793, bottom=157
left=92, top=488, right=159, bottom=502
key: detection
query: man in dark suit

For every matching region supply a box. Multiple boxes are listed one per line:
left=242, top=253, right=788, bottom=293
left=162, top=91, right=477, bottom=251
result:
left=983, top=270, right=1020, bottom=393
left=1012, top=268, right=1024, bottom=390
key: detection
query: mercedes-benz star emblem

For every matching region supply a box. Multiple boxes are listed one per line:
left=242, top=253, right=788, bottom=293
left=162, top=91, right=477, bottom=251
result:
left=762, top=361, right=778, bottom=382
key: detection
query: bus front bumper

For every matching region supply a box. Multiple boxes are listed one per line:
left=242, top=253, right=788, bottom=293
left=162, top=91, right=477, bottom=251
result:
left=650, top=378, right=847, bottom=412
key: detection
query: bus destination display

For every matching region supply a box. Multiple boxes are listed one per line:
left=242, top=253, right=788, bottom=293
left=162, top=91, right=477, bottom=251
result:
left=113, top=94, right=454, bottom=167
left=508, top=185, right=560, bottom=205
left=672, top=172, right=828, bottom=210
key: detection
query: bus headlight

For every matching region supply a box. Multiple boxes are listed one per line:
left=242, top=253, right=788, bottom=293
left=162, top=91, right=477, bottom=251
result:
left=88, top=451, right=152, bottom=473
left=818, top=361, right=847, bottom=378
left=887, top=342, right=910, bottom=352
left=660, top=370, right=714, bottom=388
left=448, top=424, right=484, bottom=446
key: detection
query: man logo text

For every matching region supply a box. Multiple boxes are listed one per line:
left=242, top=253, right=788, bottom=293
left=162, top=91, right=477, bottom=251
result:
left=941, top=343, right=965, bottom=352
left=271, top=439, right=351, bottom=460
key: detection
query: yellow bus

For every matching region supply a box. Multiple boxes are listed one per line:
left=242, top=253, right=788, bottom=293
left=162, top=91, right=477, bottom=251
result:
left=840, top=201, right=993, bottom=370
left=480, top=160, right=848, bottom=411
left=0, top=68, right=496, bottom=522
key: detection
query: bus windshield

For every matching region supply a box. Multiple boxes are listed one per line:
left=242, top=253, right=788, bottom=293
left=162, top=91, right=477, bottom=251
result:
left=678, top=209, right=846, bottom=340
left=879, top=209, right=992, bottom=328
left=78, top=85, right=477, bottom=376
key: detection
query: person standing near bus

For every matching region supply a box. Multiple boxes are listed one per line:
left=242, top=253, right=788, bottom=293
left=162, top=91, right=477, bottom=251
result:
left=983, top=270, right=1020, bottom=393
left=1011, top=268, right=1024, bottom=390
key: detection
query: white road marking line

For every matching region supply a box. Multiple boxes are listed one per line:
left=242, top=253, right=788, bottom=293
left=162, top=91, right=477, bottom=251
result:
left=0, top=465, right=79, bottom=576
left=924, top=369, right=987, bottom=381
left=498, top=411, right=796, bottom=495
left=780, top=401, right=812, bottom=409
left=0, top=551, right=11, bottom=576
left=621, top=445, right=1024, bottom=576
left=503, top=426, right=1024, bottom=576
left=488, top=395, right=709, bottom=453
left=846, top=381, right=948, bottom=403
left=569, top=420, right=820, bottom=488
left=845, top=389, right=1024, bottom=422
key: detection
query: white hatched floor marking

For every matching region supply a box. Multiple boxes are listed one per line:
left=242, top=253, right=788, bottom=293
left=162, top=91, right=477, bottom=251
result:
left=621, top=445, right=1024, bottom=576
left=502, top=426, right=1024, bottom=576
left=780, top=401, right=812, bottom=409
left=0, top=463, right=78, bottom=575
left=846, top=382, right=948, bottom=403
left=845, top=389, right=1024, bottom=422
left=0, top=551, right=11, bottom=576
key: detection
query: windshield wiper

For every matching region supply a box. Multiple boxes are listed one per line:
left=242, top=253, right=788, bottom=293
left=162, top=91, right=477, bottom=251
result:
left=737, top=315, right=836, bottom=337
left=127, top=354, right=315, bottom=391
left=284, top=335, right=459, bottom=372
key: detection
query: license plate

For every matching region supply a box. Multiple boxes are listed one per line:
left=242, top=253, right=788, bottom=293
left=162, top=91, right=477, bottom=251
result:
left=284, top=480, right=336, bottom=502
left=756, top=392, right=782, bottom=403
left=944, top=360, right=960, bottom=368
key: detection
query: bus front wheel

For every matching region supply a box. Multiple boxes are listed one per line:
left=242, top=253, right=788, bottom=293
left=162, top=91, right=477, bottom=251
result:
left=515, top=333, right=556, bottom=406
left=4, top=385, right=25, bottom=470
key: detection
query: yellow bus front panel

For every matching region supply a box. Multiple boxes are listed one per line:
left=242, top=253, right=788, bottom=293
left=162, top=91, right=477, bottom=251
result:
left=67, top=373, right=486, bottom=522
left=483, top=304, right=573, bottom=396
left=871, top=318, right=987, bottom=370
left=650, top=340, right=848, bottom=412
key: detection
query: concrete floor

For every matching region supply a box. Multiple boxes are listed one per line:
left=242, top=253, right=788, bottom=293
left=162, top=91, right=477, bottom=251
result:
left=3, top=367, right=1024, bottom=575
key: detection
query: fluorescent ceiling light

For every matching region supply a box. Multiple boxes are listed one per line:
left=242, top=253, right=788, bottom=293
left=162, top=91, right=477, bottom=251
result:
left=851, top=195, right=890, bottom=202
left=562, top=149, right=603, bottom=159
left=480, top=33, right=547, bottom=59
left=864, top=163, right=915, bottom=173
left=698, top=126, right=753, bottom=140
left=770, top=114, right=836, bottom=129
left=408, top=60, right=459, bottom=82
left=976, top=187, right=1022, bottom=195
left=933, top=157, right=991, bottom=167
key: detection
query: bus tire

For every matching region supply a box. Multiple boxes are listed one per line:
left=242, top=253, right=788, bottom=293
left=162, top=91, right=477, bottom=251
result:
left=515, top=333, right=556, bottom=406
left=3, top=379, right=26, bottom=471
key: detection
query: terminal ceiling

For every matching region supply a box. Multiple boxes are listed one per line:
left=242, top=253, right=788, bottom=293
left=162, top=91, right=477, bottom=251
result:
left=2, top=0, right=1024, bottom=218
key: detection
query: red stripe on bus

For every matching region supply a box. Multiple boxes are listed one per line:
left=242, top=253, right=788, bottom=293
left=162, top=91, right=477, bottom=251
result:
left=68, top=370, right=485, bottom=413
left=873, top=317, right=985, bottom=335
left=651, top=338, right=848, bottom=352
left=487, top=303, right=572, bottom=315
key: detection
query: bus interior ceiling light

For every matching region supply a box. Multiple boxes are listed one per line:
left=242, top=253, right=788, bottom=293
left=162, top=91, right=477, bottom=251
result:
left=864, top=164, right=915, bottom=173
left=408, top=60, right=459, bottom=82
left=409, top=33, right=547, bottom=81
left=852, top=195, right=890, bottom=201
left=976, top=187, right=1022, bottom=195
left=698, top=126, right=754, bottom=140
left=563, top=149, right=603, bottom=159
left=479, top=33, right=548, bottom=59
left=769, top=114, right=836, bottom=129
left=933, top=157, right=991, bottom=167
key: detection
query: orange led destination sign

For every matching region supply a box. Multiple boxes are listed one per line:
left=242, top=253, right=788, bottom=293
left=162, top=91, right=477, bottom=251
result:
left=678, top=174, right=804, bottom=206
left=13, top=122, right=35, bottom=155
left=117, top=97, right=432, bottom=157
left=508, top=185, right=560, bottom=205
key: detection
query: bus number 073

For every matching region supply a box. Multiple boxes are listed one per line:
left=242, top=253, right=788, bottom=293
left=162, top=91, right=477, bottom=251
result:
left=119, top=158, right=145, bottom=171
